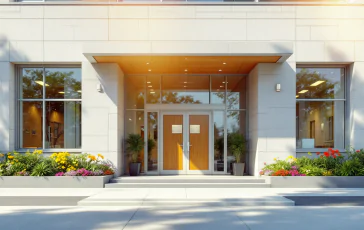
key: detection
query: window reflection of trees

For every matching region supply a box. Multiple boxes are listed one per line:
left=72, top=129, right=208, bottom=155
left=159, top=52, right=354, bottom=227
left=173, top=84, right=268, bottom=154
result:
left=21, top=68, right=81, bottom=149
left=296, top=68, right=338, bottom=99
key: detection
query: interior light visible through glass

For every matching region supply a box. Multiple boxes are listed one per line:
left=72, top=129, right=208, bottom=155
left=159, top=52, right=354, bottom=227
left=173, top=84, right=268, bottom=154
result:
left=35, top=81, right=49, bottom=87
left=298, top=90, right=309, bottom=94
left=310, top=81, right=325, bottom=87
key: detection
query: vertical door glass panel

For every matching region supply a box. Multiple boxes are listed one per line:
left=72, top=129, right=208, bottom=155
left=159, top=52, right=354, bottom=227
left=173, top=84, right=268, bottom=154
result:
left=22, top=68, right=43, bottom=99
left=189, top=115, right=209, bottom=171
left=45, top=68, right=82, bottom=99
left=227, top=76, right=246, bottom=110
left=45, top=101, right=81, bottom=149
left=162, top=75, right=209, bottom=104
left=213, top=111, right=225, bottom=172
left=163, top=115, right=184, bottom=170
left=147, top=112, right=158, bottom=171
left=296, top=68, right=345, bottom=99
left=296, top=101, right=344, bottom=149
left=146, top=75, right=161, bottom=104
left=126, top=76, right=145, bottom=109
left=227, top=111, right=246, bottom=173
left=21, top=101, right=43, bottom=148
left=125, top=111, right=145, bottom=173
left=211, top=75, right=225, bottom=104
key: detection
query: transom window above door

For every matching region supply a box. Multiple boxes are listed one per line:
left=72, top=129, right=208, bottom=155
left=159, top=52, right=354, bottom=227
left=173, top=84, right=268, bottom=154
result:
left=125, top=75, right=246, bottom=108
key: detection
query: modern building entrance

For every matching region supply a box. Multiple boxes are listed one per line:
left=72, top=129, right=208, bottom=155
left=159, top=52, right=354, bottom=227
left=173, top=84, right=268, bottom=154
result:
left=161, top=112, right=211, bottom=174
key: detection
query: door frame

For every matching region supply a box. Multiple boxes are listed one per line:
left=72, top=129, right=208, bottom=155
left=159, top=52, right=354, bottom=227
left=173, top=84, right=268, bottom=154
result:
left=159, top=111, right=212, bottom=175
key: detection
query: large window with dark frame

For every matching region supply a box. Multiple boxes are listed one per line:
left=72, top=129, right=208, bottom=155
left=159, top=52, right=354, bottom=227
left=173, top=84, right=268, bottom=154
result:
left=18, top=66, right=82, bottom=150
left=296, top=67, right=345, bottom=150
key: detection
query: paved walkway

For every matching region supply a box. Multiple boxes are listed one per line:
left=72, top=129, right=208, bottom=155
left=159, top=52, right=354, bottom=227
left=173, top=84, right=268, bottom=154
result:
left=1, top=188, right=364, bottom=229
left=0, top=205, right=363, bottom=230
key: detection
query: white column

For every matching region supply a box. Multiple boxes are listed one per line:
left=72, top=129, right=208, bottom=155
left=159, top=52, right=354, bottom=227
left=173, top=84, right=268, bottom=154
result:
left=350, top=62, right=364, bottom=149
left=0, top=62, right=15, bottom=152
left=248, top=62, right=296, bottom=175
left=82, top=62, right=124, bottom=176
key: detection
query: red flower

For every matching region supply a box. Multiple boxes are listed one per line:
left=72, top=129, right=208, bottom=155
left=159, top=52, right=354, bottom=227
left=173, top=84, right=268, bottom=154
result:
left=272, top=169, right=290, bottom=176
left=334, top=149, right=340, bottom=153
left=338, top=152, right=341, bottom=156
left=264, top=162, right=266, bottom=165
left=356, top=150, right=360, bottom=153
left=324, top=152, right=330, bottom=157
left=333, top=155, right=337, bottom=158
left=316, top=152, right=320, bottom=155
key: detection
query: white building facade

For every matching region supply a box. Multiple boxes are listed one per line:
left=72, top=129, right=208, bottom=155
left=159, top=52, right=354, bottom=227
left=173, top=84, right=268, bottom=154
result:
left=0, top=1, right=363, bottom=176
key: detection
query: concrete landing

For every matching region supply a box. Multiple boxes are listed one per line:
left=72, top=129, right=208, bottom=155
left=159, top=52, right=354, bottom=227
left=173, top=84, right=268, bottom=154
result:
left=77, top=188, right=294, bottom=207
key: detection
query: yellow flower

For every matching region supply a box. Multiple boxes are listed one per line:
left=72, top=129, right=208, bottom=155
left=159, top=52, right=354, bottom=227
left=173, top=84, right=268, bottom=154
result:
left=62, top=166, right=65, bottom=169
left=11, top=162, right=14, bottom=165
left=273, top=158, right=277, bottom=161
left=98, top=154, right=104, bottom=159
left=0, top=153, right=4, bottom=157
left=8, top=156, right=14, bottom=159
left=308, top=152, right=312, bottom=156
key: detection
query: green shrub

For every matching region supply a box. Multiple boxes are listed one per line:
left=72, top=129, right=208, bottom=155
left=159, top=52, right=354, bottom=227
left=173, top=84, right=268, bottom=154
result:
left=31, top=162, right=53, bottom=176
left=338, top=158, right=364, bottom=176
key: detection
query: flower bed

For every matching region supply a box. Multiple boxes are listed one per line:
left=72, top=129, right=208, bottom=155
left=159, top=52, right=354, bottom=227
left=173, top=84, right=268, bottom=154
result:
left=260, top=148, right=364, bottom=177
left=0, top=150, right=115, bottom=177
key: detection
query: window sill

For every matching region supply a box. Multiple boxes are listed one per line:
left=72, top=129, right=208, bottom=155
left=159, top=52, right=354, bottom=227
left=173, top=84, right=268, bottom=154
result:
left=296, top=148, right=346, bottom=153
left=15, top=149, right=83, bottom=153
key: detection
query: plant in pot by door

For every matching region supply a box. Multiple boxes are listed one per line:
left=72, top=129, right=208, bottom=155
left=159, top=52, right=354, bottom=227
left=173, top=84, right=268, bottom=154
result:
left=227, top=132, right=246, bottom=176
left=126, top=133, right=145, bottom=176
left=147, top=138, right=156, bottom=171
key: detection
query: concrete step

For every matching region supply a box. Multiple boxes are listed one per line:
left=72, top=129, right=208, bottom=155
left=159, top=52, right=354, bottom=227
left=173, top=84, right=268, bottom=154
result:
left=105, top=182, right=270, bottom=188
left=109, top=176, right=266, bottom=184
left=78, top=197, right=294, bottom=207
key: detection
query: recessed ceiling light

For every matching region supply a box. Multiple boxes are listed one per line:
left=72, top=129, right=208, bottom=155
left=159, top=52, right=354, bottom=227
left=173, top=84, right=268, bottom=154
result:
left=146, top=62, right=149, bottom=65
left=58, top=91, right=65, bottom=94
left=220, top=86, right=223, bottom=88
left=310, top=81, right=325, bottom=87
left=223, top=63, right=226, bottom=65
left=298, top=90, right=309, bottom=94
left=147, top=81, right=151, bottom=84
left=184, top=81, right=187, bottom=84
left=148, top=85, right=152, bottom=88
left=296, top=95, right=299, bottom=98
left=219, top=69, right=222, bottom=72
left=148, top=69, right=151, bottom=72
left=150, top=91, right=155, bottom=94
left=184, top=86, right=187, bottom=88
left=185, top=69, right=188, bottom=72
left=129, top=118, right=132, bottom=121
left=77, top=90, right=82, bottom=93
left=35, top=81, right=49, bottom=87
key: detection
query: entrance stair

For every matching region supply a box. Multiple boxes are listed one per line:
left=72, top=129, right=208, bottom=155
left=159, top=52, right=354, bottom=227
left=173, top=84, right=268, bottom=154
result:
left=105, top=175, right=270, bottom=188
left=77, top=176, right=295, bottom=206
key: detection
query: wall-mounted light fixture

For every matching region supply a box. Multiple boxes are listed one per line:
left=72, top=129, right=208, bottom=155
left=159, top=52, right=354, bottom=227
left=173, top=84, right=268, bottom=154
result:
left=276, top=83, right=281, bottom=92
left=96, top=83, right=103, bottom=92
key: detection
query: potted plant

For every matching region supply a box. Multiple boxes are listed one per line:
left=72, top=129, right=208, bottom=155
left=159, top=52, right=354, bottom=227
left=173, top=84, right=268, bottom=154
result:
left=126, top=133, right=145, bottom=176
left=227, top=132, right=246, bottom=176
left=147, top=138, right=156, bottom=171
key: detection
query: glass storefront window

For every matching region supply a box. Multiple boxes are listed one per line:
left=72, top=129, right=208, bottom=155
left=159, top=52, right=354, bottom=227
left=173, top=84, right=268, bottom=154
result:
left=146, top=76, right=161, bottom=104
left=227, top=110, right=246, bottom=173
left=213, top=111, right=224, bottom=172
left=126, top=75, right=145, bottom=109
left=45, top=68, right=81, bottom=99
left=125, top=110, right=145, bottom=173
left=21, top=101, right=43, bottom=149
left=147, top=112, right=158, bottom=171
left=227, top=76, right=246, bottom=110
left=296, top=101, right=344, bottom=149
left=45, top=101, right=81, bottom=149
left=211, top=75, right=225, bottom=104
left=162, top=75, right=210, bottom=104
left=19, top=66, right=82, bottom=150
left=296, top=67, right=346, bottom=149
left=296, top=68, right=345, bottom=99
left=21, top=68, right=43, bottom=99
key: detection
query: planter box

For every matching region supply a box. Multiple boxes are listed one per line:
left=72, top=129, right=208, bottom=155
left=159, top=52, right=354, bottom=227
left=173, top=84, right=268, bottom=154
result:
left=265, top=176, right=364, bottom=188
left=0, top=175, right=114, bottom=188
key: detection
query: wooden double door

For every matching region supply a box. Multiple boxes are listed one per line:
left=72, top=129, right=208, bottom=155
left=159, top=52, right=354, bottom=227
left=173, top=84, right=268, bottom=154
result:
left=161, top=112, right=211, bottom=174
